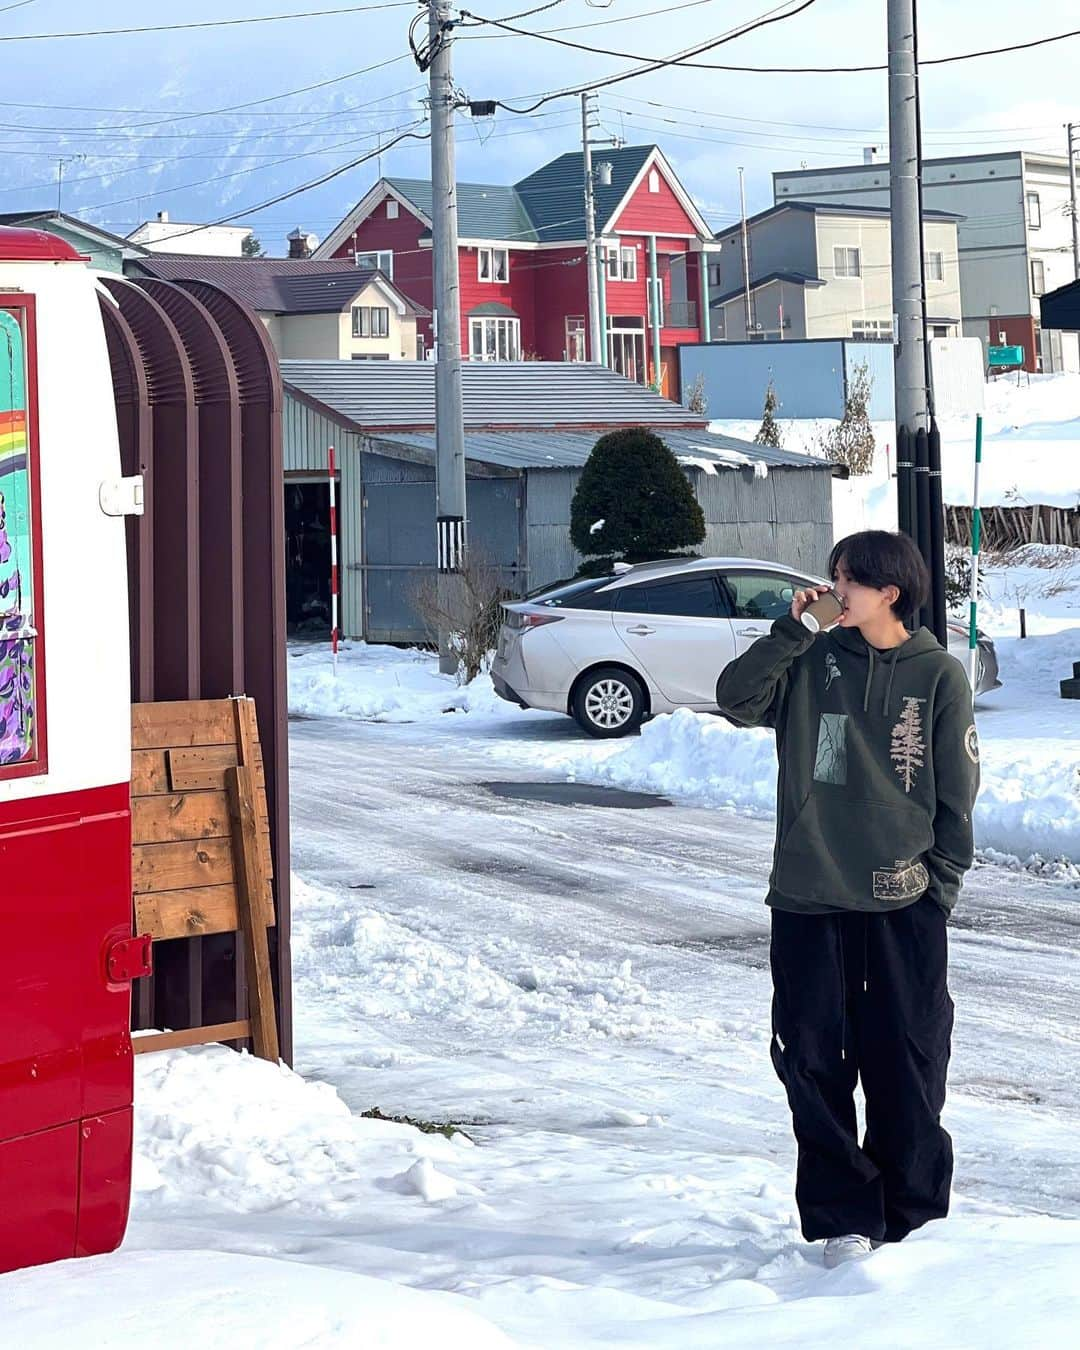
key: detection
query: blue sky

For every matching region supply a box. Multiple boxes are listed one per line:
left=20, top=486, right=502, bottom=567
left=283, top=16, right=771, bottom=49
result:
left=1, top=0, right=1076, bottom=252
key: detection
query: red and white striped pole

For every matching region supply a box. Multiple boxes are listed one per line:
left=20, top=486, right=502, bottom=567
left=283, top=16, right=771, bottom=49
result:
left=328, top=444, right=339, bottom=675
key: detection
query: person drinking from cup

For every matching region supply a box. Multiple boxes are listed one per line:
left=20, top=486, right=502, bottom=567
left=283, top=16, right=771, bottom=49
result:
left=715, top=530, right=980, bottom=1270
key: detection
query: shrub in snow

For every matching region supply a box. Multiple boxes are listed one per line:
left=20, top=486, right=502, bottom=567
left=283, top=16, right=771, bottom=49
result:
left=412, top=549, right=510, bottom=684
left=570, top=427, right=706, bottom=558
left=753, top=380, right=783, bottom=448
left=685, top=370, right=708, bottom=415
left=816, top=361, right=876, bottom=475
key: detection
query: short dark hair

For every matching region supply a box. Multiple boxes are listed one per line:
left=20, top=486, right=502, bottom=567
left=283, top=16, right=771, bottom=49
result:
left=828, top=530, right=930, bottom=621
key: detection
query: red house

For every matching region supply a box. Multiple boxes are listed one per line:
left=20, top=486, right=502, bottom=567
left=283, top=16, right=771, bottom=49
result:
left=312, top=145, right=716, bottom=399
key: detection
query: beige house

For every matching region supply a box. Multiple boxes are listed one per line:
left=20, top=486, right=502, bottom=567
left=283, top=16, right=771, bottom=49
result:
left=708, top=202, right=962, bottom=344
left=126, top=255, right=425, bottom=361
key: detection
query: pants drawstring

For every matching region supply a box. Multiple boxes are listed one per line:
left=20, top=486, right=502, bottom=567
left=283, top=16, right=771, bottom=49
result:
left=838, top=923, right=847, bottom=1061
left=864, top=916, right=870, bottom=993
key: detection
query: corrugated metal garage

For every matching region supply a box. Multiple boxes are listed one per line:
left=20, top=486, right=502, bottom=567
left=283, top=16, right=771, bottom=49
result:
left=280, top=361, right=837, bottom=642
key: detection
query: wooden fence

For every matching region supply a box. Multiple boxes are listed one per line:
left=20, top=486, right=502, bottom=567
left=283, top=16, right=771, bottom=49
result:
left=946, top=504, right=1080, bottom=552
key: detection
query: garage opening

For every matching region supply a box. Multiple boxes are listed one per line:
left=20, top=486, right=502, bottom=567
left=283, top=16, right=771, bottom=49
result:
left=285, top=481, right=333, bottom=636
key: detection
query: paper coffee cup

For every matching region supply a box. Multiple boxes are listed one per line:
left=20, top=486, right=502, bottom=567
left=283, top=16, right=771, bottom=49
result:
left=800, top=591, right=844, bottom=633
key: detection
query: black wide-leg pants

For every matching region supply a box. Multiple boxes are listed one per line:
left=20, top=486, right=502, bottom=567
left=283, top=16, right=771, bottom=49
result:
left=769, top=896, right=954, bottom=1243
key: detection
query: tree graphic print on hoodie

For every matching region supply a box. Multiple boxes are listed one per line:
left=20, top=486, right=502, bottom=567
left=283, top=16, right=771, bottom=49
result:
left=715, top=614, right=979, bottom=916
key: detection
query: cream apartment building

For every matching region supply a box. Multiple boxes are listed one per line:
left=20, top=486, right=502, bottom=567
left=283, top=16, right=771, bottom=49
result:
left=708, top=201, right=962, bottom=344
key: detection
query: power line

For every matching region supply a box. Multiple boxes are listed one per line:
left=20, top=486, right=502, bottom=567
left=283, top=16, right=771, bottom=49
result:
left=485, top=0, right=820, bottom=114
left=471, top=8, right=1080, bottom=76
left=0, top=3, right=415, bottom=43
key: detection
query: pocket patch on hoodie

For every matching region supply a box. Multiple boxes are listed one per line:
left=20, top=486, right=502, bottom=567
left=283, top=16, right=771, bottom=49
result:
left=873, top=857, right=930, bottom=902
left=813, top=713, right=848, bottom=785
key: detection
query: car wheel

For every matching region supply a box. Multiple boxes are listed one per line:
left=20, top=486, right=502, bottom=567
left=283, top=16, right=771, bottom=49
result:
left=572, top=667, right=646, bottom=738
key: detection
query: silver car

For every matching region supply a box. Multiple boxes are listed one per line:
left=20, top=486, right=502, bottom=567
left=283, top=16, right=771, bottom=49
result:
left=492, top=556, right=1000, bottom=737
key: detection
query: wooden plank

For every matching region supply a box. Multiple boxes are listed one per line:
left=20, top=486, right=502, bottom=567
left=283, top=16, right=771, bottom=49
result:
left=133, top=1020, right=251, bottom=1055
left=132, top=700, right=237, bottom=751
left=132, top=791, right=232, bottom=845
left=136, top=884, right=240, bottom=940
left=227, top=764, right=280, bottom=1062
left=132, top=838, right=234, bottom=895
left=233, top=698, right=275, bottom=924
left=129, top=745, right=265, bottom=796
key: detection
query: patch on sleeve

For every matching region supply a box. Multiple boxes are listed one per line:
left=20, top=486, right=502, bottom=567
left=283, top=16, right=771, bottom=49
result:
left=964, top=724, right=980, bottom=764
left=813, top=712, right=848, bottom=785
left=873, top=858, right=930, bottom=902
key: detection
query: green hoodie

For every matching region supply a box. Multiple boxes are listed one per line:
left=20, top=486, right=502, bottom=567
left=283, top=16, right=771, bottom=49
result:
left=715, top=614, right=980, bottom=916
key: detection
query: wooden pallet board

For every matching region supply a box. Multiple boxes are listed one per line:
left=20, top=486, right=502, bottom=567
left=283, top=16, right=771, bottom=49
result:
left=131, top=696, right=279, bottom=1061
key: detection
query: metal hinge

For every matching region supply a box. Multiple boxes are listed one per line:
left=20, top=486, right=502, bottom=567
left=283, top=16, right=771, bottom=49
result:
left=99, top=475, right=145, bottom=517
left=106, top=934, right=153, bottom=983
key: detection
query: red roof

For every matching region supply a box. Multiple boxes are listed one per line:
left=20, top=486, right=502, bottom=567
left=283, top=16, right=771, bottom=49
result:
left=0, top=225, right=83, bottom=262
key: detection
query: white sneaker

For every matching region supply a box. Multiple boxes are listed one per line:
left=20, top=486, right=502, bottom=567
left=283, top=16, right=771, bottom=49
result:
left=823, top=1234, right=875, bottom=1269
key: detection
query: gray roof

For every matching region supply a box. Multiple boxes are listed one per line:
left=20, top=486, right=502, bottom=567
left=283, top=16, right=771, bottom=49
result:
left=714, top=200, right=964, bottom=241
left=515, top=145, right=655, bottom=243
left=388, top=176, right=538, bottom=243
left=372, top=427, right=826, bottom=473
left=710, top=270, right=825, bottom=308
left=387, top=145, right=664, bottom=247
left=0, top=209, right=149, bottom=253
left=281, top=359, right=711, bottom=431
left=130, top=255, right=426, bottom=316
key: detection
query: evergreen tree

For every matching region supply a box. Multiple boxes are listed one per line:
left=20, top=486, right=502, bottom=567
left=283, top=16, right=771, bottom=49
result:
left=241, top=234, right=265, bottom=258
left=818, top=361, right=876, bottom=475
left=570, top=427, right=706, bottom=558
left=754, top=380, right=783, bottom=448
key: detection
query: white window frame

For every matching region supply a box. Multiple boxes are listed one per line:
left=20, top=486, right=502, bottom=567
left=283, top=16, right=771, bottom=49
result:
left=850, top=318, right=894, bottom=341
left=620, top=246, right=637, bottom=281
left=1026, top=191, right=1041, bottom=229
left=1031, top=258, right=1046, bottom=295
left=926, top=251, right=944, bottom=282
left=605, top=245, right=619, bottom=281
left=355, top=249, right=393, bottom=279
left=478, top=247, right=510, bottom=283
left=386, top=199, right=399, bottom=219
left=648, top=168, right=660, bottom=194
left=352, top=305, right=390, bottom=338
left=833, top=246, right=862, bottom=278
left=469, top=315, right=521, bottom=361
left=565, top=315, right=586, bottom=362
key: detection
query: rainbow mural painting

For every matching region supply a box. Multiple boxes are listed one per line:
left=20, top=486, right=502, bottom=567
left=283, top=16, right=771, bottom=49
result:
left=0, top=307, right=35, bottom=766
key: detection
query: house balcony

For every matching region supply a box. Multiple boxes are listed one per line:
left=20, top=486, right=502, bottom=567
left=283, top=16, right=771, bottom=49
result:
left=662, top=300, right=698, bottom=330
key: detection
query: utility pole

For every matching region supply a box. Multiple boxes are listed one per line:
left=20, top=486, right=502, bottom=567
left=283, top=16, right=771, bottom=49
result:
left=738, top=167, right=753, bottom=338
left=889, top=0, right=944, bottom=643
left=582, top=93, right=602, bottom=364
left=1068, top=123, right=1079, bottom=281
left=56, top=155, right=84, bottom=212
left=581, top=93, right=620, bottom=366
left=428, top=0, right=467, bottom=673
left=888, top=0, right=929, bottom=441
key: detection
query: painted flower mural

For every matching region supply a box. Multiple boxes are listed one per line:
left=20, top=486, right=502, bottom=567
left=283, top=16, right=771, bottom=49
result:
left=0, top=308, right=35, bottom=767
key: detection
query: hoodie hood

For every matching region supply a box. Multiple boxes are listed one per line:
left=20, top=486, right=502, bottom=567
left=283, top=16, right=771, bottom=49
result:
left=828, top=626, right=944, bottom=715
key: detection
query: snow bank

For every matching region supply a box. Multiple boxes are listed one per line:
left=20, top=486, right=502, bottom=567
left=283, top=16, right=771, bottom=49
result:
left=288, top=641, right=516, bottom=723
left=711, top=370, right=1080, bottom=511
left=2, top=1250, right=515, bottom=1349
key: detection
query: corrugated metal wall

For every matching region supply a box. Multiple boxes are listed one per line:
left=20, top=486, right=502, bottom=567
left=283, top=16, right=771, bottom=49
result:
left=524, top=463, right=835, bottom=592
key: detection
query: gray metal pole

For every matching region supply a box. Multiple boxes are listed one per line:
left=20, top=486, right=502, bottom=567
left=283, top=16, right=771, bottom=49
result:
left=738, top=167, right=753, bottom=338
left=1068, top=123, right=1080, bottom=281
left=888, top=0, right=929, bottom=439
left=582, top=93, right=603, bottom=364
left=429, top=0, right=467, bottom=673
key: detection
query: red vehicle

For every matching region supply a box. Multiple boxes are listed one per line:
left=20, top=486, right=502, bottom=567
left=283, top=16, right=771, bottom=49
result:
left=0, top=227, right=139, bottom=1273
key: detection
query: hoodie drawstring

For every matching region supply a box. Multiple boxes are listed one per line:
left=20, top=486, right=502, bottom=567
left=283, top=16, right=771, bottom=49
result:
left=860, top=643, right=901, bottom=716
left=862, top=647, right=875, bottom=713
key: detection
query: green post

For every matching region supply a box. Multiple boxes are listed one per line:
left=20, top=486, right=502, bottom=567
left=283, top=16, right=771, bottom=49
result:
left=700, top=250, right=712, bottom=344
left=596, top=240, right=608, bottom=367
left=648, top=235, right=661, bottom=389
